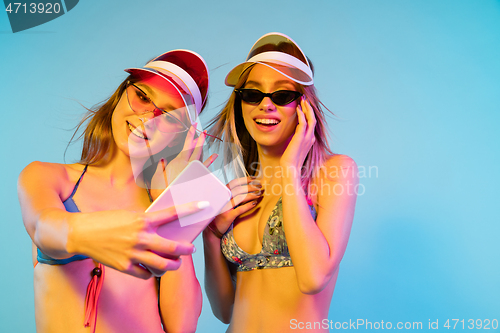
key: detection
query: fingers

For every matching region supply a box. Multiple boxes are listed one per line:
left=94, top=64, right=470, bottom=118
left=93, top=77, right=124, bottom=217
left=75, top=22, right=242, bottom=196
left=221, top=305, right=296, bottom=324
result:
left=146, top=201, right=209, bottom=227
left=226, top=177, right=262, bottom=205
left=128, top=264, right=154, bottom=280
left=216, top=195, right=260, bottom=227
left=137, top=249, right=183, bottom=269
left=190, top=130, right=206, bottom=162
left=227, top=176, right=257, bottom=190
left=160, top=158, right=168, bottom=187
left=301, top=97, right=316, bottom=141
left=148, top=234, right=195, bottom=257
left=229, top=182, right=251, bottom=197
left=150, top=158, right=168, bottom=190
left=232, top=189, right=263, bottom=207
left=134, top=253, right=184, bottom=278
left=219, top=184, right=263, bottom=214
left=203, top=153, right=218, bottom=168
left=178, top=124, right=209, bottom=163
left=127, top=223, right=197, bottom=278
left=131, top=232, right=194, bottom=278
left=175, top=123, right=198, bottom=161
left=227, top=199, right=258, bottom=220
left=295, top=101, right=307, bottom=135
left=182, top=123, right=198, bottom=152
left=231, top=183, right=262, bottom=197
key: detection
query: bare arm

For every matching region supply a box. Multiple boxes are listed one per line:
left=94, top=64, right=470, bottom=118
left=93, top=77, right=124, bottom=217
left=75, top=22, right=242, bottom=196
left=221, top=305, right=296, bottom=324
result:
left=202, top=177, right=261, bottom=323
left=159, top=255, right=202, bottom=332
left=203, top=229, right=236, bottom=324
left=279, top=97, right=358, bottom=294
left=281, top=155, right=358, bottom=294
left=18, top=161, right=200, bottom=278
left=18, top=161, right=76, bottom=260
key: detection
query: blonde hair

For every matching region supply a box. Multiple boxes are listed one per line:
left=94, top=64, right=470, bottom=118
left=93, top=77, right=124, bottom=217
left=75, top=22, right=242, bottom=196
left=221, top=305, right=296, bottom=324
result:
left=69, top=54, right=210, bottom=166
left=67, top=78, right=131, bottom=165
left=208, top=63, right=333, bottom=198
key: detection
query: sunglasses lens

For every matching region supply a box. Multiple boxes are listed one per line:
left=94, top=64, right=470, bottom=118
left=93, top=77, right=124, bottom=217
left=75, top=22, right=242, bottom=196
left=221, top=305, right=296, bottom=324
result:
left=237, top=89, right=301, bottom=106
left=155, top=108, right=191, bottom=133
left=239, top=89, right=263, bottom=104
left=126, top=83, right=192, bottom=133
left=127, top=85, right=153, bottom=113
left=272, top=91, right=299, bottom=105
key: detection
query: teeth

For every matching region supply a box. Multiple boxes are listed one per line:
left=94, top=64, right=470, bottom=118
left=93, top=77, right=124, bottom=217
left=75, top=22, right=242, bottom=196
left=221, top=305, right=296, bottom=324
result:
left=128, top=123, right=146, bottom=139
left=255, top=118, right=280, bottom=125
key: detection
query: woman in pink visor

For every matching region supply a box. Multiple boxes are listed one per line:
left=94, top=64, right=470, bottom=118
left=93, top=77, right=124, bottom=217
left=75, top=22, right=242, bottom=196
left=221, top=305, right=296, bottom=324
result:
left=204, top=33, right=359, bottom=332
left=18, top=50, right=212, bottom=333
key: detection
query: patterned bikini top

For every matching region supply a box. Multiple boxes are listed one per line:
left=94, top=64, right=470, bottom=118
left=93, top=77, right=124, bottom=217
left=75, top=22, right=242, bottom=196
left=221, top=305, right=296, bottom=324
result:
left=220, top=197, right=317, bottom=272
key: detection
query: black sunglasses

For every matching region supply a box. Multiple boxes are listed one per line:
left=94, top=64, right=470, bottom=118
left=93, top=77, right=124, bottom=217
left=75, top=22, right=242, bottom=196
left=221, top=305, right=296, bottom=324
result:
left=235, top=89, right=302, bottom=106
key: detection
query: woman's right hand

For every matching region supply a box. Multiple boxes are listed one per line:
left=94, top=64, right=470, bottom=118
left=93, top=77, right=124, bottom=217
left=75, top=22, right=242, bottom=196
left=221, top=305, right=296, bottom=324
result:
left=66, top=201, right=206, bottom=279
left=208, top=177, right=263, bottom=236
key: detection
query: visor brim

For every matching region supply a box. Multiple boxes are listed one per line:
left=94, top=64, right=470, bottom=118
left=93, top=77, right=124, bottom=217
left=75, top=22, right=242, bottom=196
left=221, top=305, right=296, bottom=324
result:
left=125, top=67, right=198, bottom=125
left=225, top=61, right=313, bottom=87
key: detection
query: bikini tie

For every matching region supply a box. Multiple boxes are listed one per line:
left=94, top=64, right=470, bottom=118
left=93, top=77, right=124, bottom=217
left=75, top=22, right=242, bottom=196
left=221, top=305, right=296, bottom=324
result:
left=84, top=263, right=105, bottom=333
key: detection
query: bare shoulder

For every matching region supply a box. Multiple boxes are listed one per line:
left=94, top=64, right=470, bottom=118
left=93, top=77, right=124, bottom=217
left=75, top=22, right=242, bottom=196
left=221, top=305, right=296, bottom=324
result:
left=308, top=155, right=358, bottom=207
left=320, top=154, right=358, bottom=182
left=19, top=161, right=68, bottom=184
left=310, top=155, right=359, bottom=218
left=325, top=154, right=357, bottom=168
left=18, top=161, right=84, bottom=194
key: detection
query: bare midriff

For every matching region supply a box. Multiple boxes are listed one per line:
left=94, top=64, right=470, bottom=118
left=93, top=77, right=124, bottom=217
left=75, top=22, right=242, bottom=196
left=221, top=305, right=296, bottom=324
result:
left=32, top=164, right=166, bottom=333
left=33, top=257, right=165, bottom=333
left=227, top=266, right=338, bottom=333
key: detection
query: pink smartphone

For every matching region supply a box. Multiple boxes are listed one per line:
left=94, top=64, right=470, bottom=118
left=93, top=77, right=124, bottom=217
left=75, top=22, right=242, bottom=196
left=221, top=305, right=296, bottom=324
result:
left=144, top=160, right=231, bottom=276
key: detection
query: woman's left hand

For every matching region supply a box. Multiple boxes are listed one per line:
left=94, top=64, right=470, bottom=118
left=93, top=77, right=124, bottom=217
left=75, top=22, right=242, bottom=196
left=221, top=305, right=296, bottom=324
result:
left=280, top=97, right=316, bottom=170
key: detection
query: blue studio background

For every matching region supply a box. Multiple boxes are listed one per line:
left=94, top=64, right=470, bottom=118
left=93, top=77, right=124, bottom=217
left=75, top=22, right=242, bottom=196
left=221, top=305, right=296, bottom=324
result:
left=1, top=1, right=499, bottom=332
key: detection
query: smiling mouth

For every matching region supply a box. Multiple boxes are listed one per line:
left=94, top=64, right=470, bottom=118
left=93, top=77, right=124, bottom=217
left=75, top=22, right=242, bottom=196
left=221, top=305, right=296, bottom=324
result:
left=127, top=121, right=148, bottom=140
left=254, top=118, right=281, bottom=126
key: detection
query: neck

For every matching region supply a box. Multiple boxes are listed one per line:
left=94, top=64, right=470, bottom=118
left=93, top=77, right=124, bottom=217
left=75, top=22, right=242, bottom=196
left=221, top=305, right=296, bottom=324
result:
left=256, top=147, right=281, bottom=170
left=95, top=144, right=146, bottom=187
left=255, top=139, right=291, bottom=183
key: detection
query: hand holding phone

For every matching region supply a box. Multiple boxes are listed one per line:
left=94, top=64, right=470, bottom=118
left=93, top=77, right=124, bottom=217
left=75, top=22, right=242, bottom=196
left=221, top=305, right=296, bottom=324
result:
left=145, top=160, right=231, bottom=276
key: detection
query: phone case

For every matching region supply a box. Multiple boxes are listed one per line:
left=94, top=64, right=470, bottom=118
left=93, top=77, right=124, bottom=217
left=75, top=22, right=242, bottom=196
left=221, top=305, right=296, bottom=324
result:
left=144, top=160, right=231, bottom=276
left=145, top=160, right=231, bottom=243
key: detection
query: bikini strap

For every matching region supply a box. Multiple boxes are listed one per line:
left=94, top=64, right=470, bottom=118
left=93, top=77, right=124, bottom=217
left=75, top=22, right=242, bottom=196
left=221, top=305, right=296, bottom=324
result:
left=67, top=164, right=89, bottom=199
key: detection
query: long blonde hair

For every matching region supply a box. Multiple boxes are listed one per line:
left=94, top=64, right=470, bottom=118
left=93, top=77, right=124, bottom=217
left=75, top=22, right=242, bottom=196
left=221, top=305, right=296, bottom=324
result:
left=208, top=63, right=334, bottom=198
left=67, top=77, right=131, bottom=165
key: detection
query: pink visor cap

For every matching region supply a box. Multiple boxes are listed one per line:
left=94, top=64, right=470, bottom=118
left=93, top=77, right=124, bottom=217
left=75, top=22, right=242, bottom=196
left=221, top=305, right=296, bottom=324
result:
left=225, top=32, right=313, bottom=87
left=125, top=50, right=209, bottom=125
